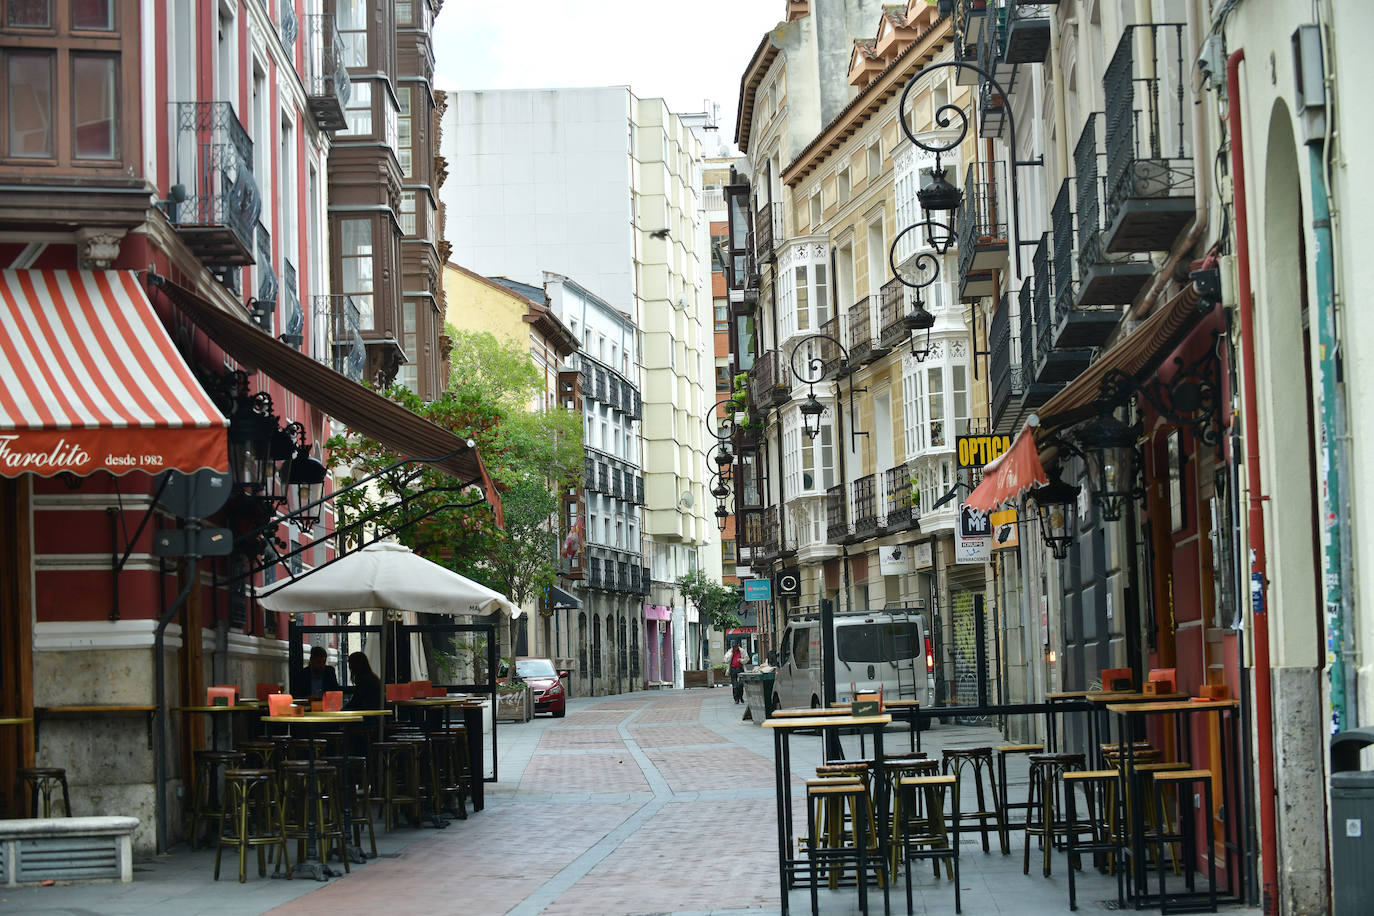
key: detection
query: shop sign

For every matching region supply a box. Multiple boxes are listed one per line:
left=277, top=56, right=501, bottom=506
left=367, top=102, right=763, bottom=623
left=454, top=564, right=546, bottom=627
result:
left=878, top=544, right=910, bottom=575
left=775, top=567, right=801, bottom=597
left=742, top=578, right=772, bottom=601
left=954, top=502, right=991, bottom=563
left=990, top=508, right=1019, bottom=550
left=913, top=541, right=934, bottom=569
left=956, top=433, right=1012, bottom=470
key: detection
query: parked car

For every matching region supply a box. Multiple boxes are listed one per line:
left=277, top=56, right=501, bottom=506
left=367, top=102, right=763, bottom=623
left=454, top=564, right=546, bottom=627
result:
left=515, top=657, right=569, bottom=717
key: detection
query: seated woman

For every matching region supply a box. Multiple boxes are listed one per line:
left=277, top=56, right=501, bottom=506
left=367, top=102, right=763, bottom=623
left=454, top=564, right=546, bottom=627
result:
left=344, top=652, right=384, bottom=711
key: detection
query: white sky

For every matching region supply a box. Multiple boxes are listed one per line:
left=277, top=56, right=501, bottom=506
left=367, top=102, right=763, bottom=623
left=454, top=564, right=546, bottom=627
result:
left=432, top=0, right=784, bottom=156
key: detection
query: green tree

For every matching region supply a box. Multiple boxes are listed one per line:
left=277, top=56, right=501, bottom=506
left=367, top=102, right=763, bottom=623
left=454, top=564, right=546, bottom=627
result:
left=676, top=570, right=743, bottom=630
left=326, top=330, right=582, bottom=612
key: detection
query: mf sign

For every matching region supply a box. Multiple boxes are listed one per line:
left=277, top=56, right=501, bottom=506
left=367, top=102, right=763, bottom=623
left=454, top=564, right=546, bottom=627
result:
left=954, top=502, right=991, bottom=564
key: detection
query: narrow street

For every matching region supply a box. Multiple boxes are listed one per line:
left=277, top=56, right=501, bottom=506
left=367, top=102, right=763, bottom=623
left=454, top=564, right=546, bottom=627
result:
left=3, top=688, right=1202, bottom=916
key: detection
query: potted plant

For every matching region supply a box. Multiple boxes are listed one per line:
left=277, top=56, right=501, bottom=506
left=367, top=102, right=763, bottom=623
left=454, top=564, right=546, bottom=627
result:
left=495, top=678, right=533, bottom=722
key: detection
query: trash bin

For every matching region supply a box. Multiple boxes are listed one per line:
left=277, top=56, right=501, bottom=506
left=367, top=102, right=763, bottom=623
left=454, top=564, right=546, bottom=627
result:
left=739, top=670, right=776, bottom=725
left=1330, top=727, right=1374, bottom=915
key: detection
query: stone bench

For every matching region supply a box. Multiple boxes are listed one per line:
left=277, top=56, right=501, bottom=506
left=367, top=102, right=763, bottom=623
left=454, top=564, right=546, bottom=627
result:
left=0, top=816, right=138, bottom=885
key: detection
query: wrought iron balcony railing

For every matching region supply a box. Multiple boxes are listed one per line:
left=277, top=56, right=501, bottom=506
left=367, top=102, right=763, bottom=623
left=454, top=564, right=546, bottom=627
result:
left=305, top=14, right=350, bottom=132
left=588, top=558, right=603, bottom=591
left=851, top=474, right=878, bottom=541
left=826, top=484, right=849, bottom=544
left=1003, top=2, right=1052, bottom=64
left=989, top=290, right=1023, bottom=431
left=255, top=221, right=277, bottom=309
left=1102, top=23, right=1195, bottom=253
left=847, top=295, right=881, bottom=365
left=818, top=315, right=846, bottom=378
left=1069, top=116, right=1152, bottom=318
left=750, top=348, right=791, bottom=409
left=760, top=504, right=780, bottom=559
left=754, top=202, right=781, bottom=263
left=1033, top=226, right=1091, bottom=387
left=168, top=102, right=259, bottom=267
left=280, top=258, right=303, bottom=348
left=640, top=565, right=651, bottom=595
left=584, top=457, right=596, bottom=490
left=878, top=277, right=909, bottom=349
left=739, top=507, right=764, bottom=550
left=881, top=465, right=915, bottom=532
left=956, top=161, right=1008, bottom=300
left=312, top=294, right=365, bottom=381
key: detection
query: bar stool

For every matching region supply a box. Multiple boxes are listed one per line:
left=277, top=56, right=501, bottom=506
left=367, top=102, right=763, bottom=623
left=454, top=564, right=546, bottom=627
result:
left=995, top=743, right=1043, bottom=853
left=803, top=777, right=887, bottom=916
left=324, top=754, right=377, bottom=858
left=190, top=750, right=244, bottom=848
left=214, top=768, right=289, bottom=883
left=398, top=736, right=444, bottom=826
left=440, top=725, right=473, bottom=817
left=897, top=774, right=960, bottom=914
left=280, top=761, right=349, bottom=873
left=941, top=746, right=1005, bottom=854
left=884, top=757, right=937, bottom=874
left=17, top=767, right=72, bottom=818
left=1023, top=752, right=1089, bottom=877
left=235, top=740, right=277, bottom=772
left=370, top=741, right=421, bottom=831
left=1133, top=760, right=1191, bottom=874
left=1152, top=769, right=1217, bottom=914
left=1062, top=769, right=1126, bottom=910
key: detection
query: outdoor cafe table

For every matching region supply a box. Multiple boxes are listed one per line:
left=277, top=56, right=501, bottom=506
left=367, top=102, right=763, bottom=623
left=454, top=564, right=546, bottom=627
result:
left=762, top=713, right=893, bottom=916
left=391, top=697, right=487, bottom=812
left=262, top=713, right=363, bottom=879
left=173, top=702, right=265, bottom=751
left=830, top=701, right=922, bottom=754
left=1083, top=691, right=1188, bottom=766
left=1107, top=698, right=1244, bottom=909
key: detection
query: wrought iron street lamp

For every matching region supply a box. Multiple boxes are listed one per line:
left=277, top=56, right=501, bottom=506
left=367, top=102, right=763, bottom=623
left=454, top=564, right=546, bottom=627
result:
left=1030, top=472, right=1081, bottom=560
left=1076, top=415, right=1139, bottom=522
left=207, top=369, right=280, bottom=499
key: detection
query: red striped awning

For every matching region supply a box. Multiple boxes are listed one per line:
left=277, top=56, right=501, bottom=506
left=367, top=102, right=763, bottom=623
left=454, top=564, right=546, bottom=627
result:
left=0, top=270, right=227, bottom=477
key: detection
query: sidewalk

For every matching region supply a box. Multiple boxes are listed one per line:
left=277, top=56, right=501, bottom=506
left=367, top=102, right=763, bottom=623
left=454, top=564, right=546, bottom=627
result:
left=1, top=689, right=1257, bottom=915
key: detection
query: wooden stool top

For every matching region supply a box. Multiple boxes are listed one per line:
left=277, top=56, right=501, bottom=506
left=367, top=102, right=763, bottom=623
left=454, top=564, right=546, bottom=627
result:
left=194, top=750, right=244, bottom=762
left=1063, top=769, right=1120, bottom=781
left=223, top=768, right=275, bottom=780
left=18, top=767, right=66, bottom=777
left=996, top=744, right=1044, bottom=753
left=1133, top=761, right=1191, bottom=773
left=1029, top=752, right=1085, bottom=764
left=900, top=774, right=956, bottom=787
left=942, top=746, right=992, bottom=756
left=1154, top=768, right=1212, bottom=782
left=807, top=782, right=869, bottom=796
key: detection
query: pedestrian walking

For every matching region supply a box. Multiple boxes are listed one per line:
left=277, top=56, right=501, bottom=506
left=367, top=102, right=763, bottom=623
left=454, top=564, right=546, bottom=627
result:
left=728, top=642, right=747, bottom=703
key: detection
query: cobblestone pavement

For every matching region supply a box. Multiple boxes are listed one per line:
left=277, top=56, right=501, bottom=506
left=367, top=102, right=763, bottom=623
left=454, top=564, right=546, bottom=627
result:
left=3, top=688, right=1259, bottom=915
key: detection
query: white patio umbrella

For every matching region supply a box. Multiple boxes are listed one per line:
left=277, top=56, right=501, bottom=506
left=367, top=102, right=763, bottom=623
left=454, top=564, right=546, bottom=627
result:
left=258, top=539, right=516, bottom=684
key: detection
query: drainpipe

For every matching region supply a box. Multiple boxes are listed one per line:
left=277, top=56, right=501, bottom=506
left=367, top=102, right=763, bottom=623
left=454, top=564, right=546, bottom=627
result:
left=1226, top=48, right=1279, bottom=915
left=1309, top=145, right=1356, bottom=731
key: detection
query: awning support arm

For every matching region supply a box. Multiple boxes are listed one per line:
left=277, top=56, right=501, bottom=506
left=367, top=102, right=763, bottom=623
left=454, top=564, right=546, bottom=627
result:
left=108, top=473, right=173, bottom=622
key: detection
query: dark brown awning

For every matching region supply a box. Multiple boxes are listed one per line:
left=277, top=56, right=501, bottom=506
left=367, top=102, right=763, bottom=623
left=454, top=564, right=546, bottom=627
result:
left=1035, top=282, right=1207, bottom=435
left=149, top=275, right=503, bottom=526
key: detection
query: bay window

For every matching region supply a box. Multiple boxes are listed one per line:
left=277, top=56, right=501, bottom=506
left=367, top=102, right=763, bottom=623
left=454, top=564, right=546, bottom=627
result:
left=901, top=352, right=971, bottom=457
left=339, top=217, right=375, bottom=328
left=783, top=409, right=835, bottom=496
left=777, top=241, right=829, bottom=341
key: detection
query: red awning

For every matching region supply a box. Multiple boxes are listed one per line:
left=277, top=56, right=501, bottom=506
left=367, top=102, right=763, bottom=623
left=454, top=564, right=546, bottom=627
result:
left=965, top=421, right=1048, bottom=512
left=0, top=270, right=227, bottom=478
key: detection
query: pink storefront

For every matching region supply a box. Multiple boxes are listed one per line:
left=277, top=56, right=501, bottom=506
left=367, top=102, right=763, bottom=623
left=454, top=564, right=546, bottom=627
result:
left=643, top=605, right=674, bottom=687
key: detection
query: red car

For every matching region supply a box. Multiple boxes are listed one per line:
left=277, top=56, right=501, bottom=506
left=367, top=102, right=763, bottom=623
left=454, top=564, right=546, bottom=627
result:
left=516, top=657, right=568, bottom=717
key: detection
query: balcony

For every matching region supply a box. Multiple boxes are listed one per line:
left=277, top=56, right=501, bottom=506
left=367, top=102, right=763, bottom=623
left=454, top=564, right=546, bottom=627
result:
left=312, top=294, right=365, bottom=381
left=826, top=484, right=849, bottom=544
left=952, top=0, right=985, bottom=86
left=818, top=315, right=847, bottom=379
left=989, top=291, right=1022, bottom=432
left=1101, top=24, right=1195, bottom=254
left=635, top=475, right=645, bottom=506
left=1029, top=234, right=1088, bottom=388
left=640, top=565, right=652, bottom=596
left=168, top=102, right=259, bottom=267
left=881, top=465, right=916, bottom=532
left=610, top=468, right=623, bottom=500
left=583, top=457, right=596, bottom=490
left=956, top=161, right=1007, bottom=300
left=558, top=370, right=583, bottom=412
left=588, top=558, right=604, bottom=591
left=750, top=349, right=791, bottom=409
left=878, top=277, right=909, bottom=350
left=597, top=463, right=609, bottom=494
left=1052, top=174, right=1127, bottom=351
left=760, top=504, right=780, bottom=560
left=629, top=564, right=641, bottom=594
left=739, top=507, right=765, bottom=552
left=255, top=222, right=277, bottom=315
left=304, top=14, right=350, bottom=132
left=618, top=561, right=632, bottom=593
left=1003, top=2, right=1052, bottom=64
left=847, top=295, right=887, bottom=366
left=1071, top=119, right=1151, bottom=315
left=280, top=259, right=303, bottom=348
left=851, top=475, right=879, bottom=541
left=754, top=202, right=781, bottom=263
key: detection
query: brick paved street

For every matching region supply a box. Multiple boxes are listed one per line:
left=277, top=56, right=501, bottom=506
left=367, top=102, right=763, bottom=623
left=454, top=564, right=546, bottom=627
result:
left=2, top=688, right=1258, bottom=915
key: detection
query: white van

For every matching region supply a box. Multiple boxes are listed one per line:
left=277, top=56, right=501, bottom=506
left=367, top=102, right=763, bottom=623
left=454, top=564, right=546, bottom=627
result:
left=772, top=609, right=934, bottom=715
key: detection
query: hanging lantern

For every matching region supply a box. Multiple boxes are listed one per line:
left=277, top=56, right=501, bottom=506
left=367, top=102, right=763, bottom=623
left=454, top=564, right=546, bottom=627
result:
left=1077, top=415, right=1138, bottom=522
left=917, top=163, right=963, bottom=213
left=1030, top=471, right=1080, bottom=560
left=800, top=392, right=826, bottom=440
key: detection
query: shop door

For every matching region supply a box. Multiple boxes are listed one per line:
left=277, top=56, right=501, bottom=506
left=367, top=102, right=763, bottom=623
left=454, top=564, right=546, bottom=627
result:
left=0, top=478, right=35, bottom=814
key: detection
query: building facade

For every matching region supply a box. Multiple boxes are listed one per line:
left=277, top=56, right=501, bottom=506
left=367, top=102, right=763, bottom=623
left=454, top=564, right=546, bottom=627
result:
left=440, top=87, right=716, bottom=691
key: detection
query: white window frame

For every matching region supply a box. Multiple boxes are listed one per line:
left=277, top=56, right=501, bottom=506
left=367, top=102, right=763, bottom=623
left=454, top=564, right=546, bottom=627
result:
left=777, top=241, right=829, bottom=342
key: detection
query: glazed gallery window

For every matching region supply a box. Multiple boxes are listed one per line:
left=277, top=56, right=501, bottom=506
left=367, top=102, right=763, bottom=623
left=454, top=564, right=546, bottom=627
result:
left=902, top=358, right=970, bottom=456
left=398, top=299, right=419, bottom=392
left=396, top=85, right=412, bottom=177
left=336, top=0, right=368, bottom=67
left=782, top=410, right=835, bottom=495
left=777, top=248, right=829, bottom=341
left=2, top=2, right=121, bottom=162
left=338, top=218, right=375, bottom=328
left=343, top=79, right=371, bottom=135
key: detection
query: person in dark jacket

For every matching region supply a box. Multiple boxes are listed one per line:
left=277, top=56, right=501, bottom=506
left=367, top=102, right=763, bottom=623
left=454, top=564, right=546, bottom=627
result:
left=291, top=645, right=339, bottom=700
left=344, top=652, right=383, bottom=711
left=728, top=642, right=747, bottom=703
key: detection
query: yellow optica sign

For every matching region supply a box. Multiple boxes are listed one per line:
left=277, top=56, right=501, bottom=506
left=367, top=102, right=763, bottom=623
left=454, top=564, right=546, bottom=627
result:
left=956, top=434, right=1012, bottom=469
